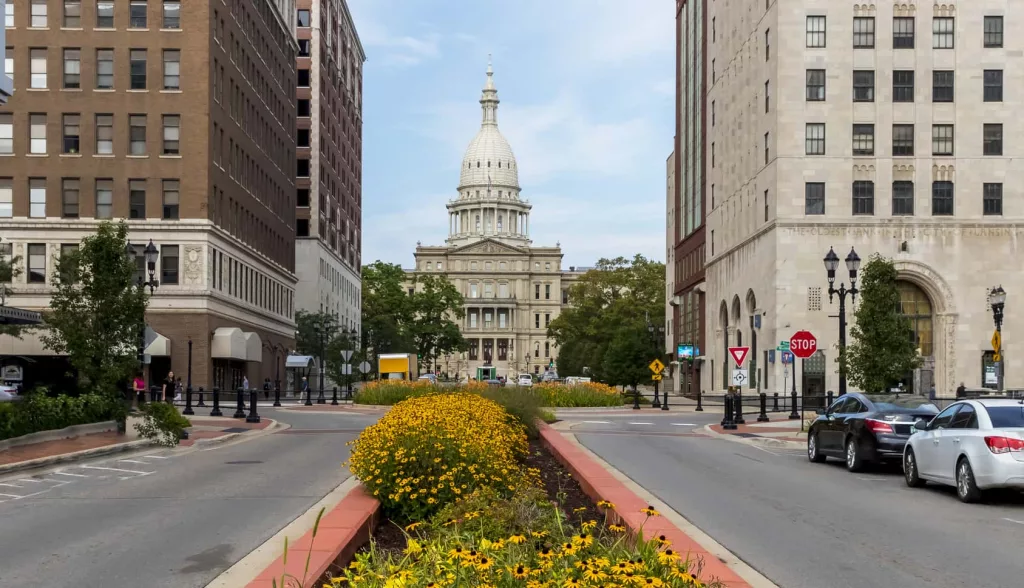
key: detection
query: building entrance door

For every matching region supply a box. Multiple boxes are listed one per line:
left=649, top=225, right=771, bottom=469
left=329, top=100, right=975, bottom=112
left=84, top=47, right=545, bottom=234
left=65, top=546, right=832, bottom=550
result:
left=802, top=350, right=827, bottom=409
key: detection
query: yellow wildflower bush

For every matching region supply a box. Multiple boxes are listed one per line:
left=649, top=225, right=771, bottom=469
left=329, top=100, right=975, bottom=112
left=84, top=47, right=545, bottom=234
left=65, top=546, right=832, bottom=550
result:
left=532, top=382, right=623, bottom=407
left=347, top=393, right=536, bottom=521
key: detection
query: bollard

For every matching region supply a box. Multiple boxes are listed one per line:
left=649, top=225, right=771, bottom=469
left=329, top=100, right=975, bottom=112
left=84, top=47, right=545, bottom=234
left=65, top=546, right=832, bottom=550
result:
left=722, top=394, right=737, bottom=430
left=734, top=392, right=746, bottom=425
left=197, top=386, right=206, bottom=407
left=273, top=383, right=282, bottom=407
left=210, top=387, right=223, bottom=417
left=233, top=388, right=246, bottom=418
left=773, top=392, right=780, bottom=412
left=695, top=388, right=704, bottom=411
left=183, top=386, right=194, bottom=415
left=788, top=389, right=800, bottom=419
left=316, top=387, right=326, bottom=405
left=632, top=386, right=641, bottom=410
left=304, top=386, right=314, bottom=406
left=331, top=387, right=339, bottom=406
left=345, top=384, right=353, bottom=401
left=757, top=392, right=770, bottom=422
left=246, top=389, right=261, bottom=423
left=661, top=389, right=669, bottom=411
left=826, top=390, right=834, bottom=409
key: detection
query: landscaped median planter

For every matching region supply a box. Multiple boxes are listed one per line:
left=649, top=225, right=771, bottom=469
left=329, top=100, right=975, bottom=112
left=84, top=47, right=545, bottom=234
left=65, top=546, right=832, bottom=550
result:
left=254, top=392, right=738, bottom=587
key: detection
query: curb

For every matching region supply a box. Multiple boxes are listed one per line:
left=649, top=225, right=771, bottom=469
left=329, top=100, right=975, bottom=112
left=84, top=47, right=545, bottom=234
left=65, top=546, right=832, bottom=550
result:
left=539, top=422, right=759, bottom=588
left=0, top=420, right=118, bottom=451
left=0, top=438, right=155, bottom=476
left=190, top=418, right=286, bottom=449
left=701, top=424, right=805, bottom=451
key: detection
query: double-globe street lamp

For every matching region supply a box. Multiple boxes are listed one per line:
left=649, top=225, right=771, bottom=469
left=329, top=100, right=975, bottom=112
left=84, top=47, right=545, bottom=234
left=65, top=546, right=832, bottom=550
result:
left=646, top=314, right=666, bottom=409
left=127, top=240, right=159, bottom=401
left=823, top=246, right=861, bottom=397
left=988, top=286, right=1006, bottom=394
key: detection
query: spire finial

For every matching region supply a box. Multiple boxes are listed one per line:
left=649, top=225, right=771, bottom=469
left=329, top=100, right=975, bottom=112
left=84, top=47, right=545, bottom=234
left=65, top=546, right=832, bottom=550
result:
left=480, top=54, right=499, bottom=125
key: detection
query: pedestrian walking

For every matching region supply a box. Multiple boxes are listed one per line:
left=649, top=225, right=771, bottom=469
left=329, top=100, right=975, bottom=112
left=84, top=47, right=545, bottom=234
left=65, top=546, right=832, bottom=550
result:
left=242, top=375, right=250, bottom=392
left=161, top=371, right=175, bottom=402
left=298, top=376, right=309, bottom=404
left=133, top=373, right=146, bottom=408
left=263, top=378, right=271, bottom=399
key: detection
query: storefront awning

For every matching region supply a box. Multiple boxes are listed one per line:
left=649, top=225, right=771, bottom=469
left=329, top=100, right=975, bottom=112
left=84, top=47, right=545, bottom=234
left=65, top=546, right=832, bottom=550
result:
left=243, top=332, right=262, bottom=362
left=0, top=306, right=43, bottom=325
left=143, top=326, right=171, bottom=357
left=285, top=355, right=316, bottom=368
left=210, top=327, right=247, bottom=361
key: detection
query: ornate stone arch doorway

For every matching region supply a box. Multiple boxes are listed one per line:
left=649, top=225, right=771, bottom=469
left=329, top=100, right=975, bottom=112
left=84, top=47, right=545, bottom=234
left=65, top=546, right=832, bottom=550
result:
left=892, top=261, right=956, bottom=396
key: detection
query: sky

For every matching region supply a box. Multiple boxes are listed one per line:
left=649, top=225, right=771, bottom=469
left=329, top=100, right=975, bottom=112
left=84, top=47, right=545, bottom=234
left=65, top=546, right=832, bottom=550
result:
left=347, top=0, right=675, bottom=269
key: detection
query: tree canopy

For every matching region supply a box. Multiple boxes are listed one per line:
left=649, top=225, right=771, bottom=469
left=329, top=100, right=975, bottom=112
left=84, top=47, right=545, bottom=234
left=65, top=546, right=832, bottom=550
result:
left=0, top=249, right=25, bottom=338
left=294, top=309, right=363, bottom=390
left=548, top=255, right=665, bottom=383
left=841, top=255, right=921, bottom=393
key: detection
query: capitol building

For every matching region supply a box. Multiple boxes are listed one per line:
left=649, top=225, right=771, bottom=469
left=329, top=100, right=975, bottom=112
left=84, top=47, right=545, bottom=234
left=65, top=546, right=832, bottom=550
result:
left=407, top=61, right=584, bottom=381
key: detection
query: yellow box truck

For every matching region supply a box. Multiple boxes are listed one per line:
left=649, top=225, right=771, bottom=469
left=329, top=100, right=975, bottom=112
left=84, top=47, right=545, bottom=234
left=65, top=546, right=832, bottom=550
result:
left=378, top=353, right=418, bottom=380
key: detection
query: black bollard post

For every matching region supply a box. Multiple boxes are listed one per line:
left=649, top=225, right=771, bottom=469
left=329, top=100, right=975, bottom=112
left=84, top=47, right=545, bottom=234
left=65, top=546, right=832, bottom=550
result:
left=695, top=388, right=704, bottom=411
left=197, top=386, right=206, bottom=407
left=183, top=386, right=194, bottom=415
left=331, top=387, right=339, bottom=406
left=661, top=388, right=670, bottom=411
left=210, top=387, right=223, bottom=417
left=788, top=389, right=800, bottom=419
left=757, top=392, right=770, bottom=422
left=632, top=386, right=641, bottom=410
left=246, top=389, right=261, bottom=423
left=826, top=390, right=834, bottom=409
left=304, top=386, right=313, bottom=406
left=722, top=394, right=737, bottom=430
left=773, top=392, right=780, bottom=412
left=233, top=388, right=246, bottom=418
left=273, top=383, right=282, bottom=407
left=316, top=387, right=326, bottom=405
left=734, top=391, right=746, bottom=425
left=347, top=380, right=353, bottom=401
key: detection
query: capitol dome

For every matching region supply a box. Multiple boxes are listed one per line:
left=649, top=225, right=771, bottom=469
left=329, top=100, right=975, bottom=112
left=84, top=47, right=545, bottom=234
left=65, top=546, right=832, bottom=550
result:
left=458, top=61, right=520, bottom=193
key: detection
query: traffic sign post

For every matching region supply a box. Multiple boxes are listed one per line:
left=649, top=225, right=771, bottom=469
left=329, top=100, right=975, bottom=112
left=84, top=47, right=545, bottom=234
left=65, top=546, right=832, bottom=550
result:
left=728, top=346, right=750, bottom=366
left=649, top=359, right=665, bottom=374
left=648, top=358, right=667, bottom=410
left=780, top=351, right=794, bottom=364
left=731, top=369, right=748, bottom=386
left=652, top=374, right=663, bottom=381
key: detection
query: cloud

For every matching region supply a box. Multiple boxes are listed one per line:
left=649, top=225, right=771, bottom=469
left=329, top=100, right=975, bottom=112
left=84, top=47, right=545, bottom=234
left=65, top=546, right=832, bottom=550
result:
left=347, top=0, right=442, bottom=67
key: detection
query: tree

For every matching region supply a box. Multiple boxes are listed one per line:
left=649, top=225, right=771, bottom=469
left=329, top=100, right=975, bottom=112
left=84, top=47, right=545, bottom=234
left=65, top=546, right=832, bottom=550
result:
left=548, top=255, right=665, bottom=380
left=0, top=250, right=26, bottom=338
left=295, top=309, right=358, bottom=389
left=361, top=261, right=415, bottom=363
left=409, top=273, right=467, bottom=371
left=601, top=328, right=655, bottom=388
left=41, top=221, right=148, bottom=396
left=841, top=255, right=921, bottom=393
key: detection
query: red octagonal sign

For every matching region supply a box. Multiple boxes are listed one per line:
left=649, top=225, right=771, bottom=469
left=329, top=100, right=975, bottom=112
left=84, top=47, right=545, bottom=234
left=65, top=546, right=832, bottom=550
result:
left=789, top=330, right=818, bottom=359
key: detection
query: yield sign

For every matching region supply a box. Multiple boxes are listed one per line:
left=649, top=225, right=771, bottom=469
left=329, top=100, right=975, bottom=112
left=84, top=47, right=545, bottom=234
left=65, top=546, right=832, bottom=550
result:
left=728, top=346, right=750, bottom=366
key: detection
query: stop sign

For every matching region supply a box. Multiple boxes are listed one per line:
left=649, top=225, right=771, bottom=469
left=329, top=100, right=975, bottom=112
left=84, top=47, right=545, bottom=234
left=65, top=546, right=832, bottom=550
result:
left=789, top=331, right=818, bottom=359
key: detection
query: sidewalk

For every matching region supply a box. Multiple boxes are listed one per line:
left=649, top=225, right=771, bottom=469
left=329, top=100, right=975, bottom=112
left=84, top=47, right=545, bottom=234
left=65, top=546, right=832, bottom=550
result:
left=707, top=419, right=807, bottom=444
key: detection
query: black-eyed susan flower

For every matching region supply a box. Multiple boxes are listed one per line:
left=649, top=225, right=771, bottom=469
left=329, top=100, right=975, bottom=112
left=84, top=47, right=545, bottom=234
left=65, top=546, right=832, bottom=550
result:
left=641, top=506, right=661, bottom=517
left=608, top=524, right=626, bottom=533
left=508, top=534, right=527, bottom=544
left=509, top=564, right=530, bottom=580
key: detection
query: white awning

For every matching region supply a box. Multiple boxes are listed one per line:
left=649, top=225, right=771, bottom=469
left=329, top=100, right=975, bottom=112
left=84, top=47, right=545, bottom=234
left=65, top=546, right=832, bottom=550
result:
left=210, top=327, right=247, bottom=361
left=143, top=326, right=171, bottom=357
left=286, top=355, right=316, bottom=368
left=0, top=330, right=56, bottom=356
left=243, top=332, right=262, bottom=362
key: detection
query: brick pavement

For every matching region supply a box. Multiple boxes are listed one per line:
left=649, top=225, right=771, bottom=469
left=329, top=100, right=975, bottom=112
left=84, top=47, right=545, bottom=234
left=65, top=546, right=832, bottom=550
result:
left=0, top=431, right=123, bottom=466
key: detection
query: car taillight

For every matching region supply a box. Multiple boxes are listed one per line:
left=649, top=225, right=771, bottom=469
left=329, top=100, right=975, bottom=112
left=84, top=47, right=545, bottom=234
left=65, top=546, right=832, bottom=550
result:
left=984, top=436, right=1024, bottom=454
left=866, top=419, right=894, bottom=434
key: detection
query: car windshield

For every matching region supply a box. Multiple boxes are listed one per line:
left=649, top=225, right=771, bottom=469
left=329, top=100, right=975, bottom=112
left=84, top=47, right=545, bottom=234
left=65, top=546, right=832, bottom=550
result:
left=865, top=395, right=937, bottom=411
left=986, top=405, right=1024, bottom=428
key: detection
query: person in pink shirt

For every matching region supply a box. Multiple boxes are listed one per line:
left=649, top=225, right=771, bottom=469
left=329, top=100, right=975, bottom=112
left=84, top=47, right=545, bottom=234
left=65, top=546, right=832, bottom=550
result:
left=133, top=374, right=146, bottom=407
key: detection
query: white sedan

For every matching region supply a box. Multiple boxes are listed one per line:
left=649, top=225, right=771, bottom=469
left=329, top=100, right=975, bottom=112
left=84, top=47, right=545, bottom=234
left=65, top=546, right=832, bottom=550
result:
left=903, top=398, right=1024, bottom=502
left=517, top=375, right=533, bottom=387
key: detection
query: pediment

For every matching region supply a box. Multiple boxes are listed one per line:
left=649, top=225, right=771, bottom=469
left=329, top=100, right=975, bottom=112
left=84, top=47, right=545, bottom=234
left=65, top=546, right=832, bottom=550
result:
left=452, top=239, right=526, bottom=256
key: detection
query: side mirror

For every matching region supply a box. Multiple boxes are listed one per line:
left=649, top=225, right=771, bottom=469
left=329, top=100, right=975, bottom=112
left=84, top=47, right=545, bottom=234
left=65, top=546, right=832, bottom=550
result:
left=815, top=407, right=826, bottom=415
left=914, top=419, right=929, bottom=432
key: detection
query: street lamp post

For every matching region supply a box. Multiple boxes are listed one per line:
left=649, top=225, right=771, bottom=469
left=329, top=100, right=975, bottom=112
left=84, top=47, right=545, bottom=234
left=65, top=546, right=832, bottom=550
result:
left=646, top=318, right=666, bottom=408
left=989, top=286, right=1006, bottom=394
left=128, top=240, right=159, bottom=399
left=824, top=247, right=860, bottom=397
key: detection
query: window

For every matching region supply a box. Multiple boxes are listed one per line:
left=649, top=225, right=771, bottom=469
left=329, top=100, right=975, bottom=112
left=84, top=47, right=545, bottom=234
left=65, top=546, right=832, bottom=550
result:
left=62, top=114, right=80, bottom=153
left=129, top=0, right=147, bottom=28
left=30, top=0, right=47, bottom=27
left=852, top=124, right=874, bottom=155
left=29, top=113, right=46, bottom=154
left=933, top=17, right=954, bottom=49
left=805, top=123, right=825, bottom=155
left=765, top=28, right=770, bottom=61
left=0, top=114, right=12, bottom=154
left=984, top=70, right=1003, bottom=102
left=0, top=178, right=11, bottom=218
left=853, top=70, right=874, bottom=102
left=296, top=218, right=309, bottom=236
left=296, top=188, right=309, bottom=206
left=162, top=115, right=179, bottom=154
left=129, top=49, right=147, bottom=89
left=161, top=245, right=179, bottom=285
left=764, top=80, right=770, bottom=111
left=61, top=178, right=79, bottom=217
left=932, top=124, right=954, bottom=156
left=892, top=181, right=914, bottom=215
left=534, top=283, right=540, bottom=299
left=96, top=1, right=114, bottom=27
left=950, top=404, right=978, bottom=429
left=932, top=70, right=953, bottom=102
left=162, top=1, right=180, bottom=29
left=853, top=17, right=875, bottom=48
left=764, top=131, right=770, bottom=163
left=129, top=180, right=146, bottom=218
left=63, top=0, right=81, bottom=27
left=852, top=181, right=874, bottom=215
left=805, top=183, right=825, bottom=215
left=893, top=16, right=915, bottom=48
left=297, top=99, right=310, bottom=117
left=983, top=124, right=1003, bottom=156
left=983, top=183, right=1003, bottom=216
left=95, top=179, right=113, bottom=218
left=892, top=124, right=915, bottom=156
left=545, top=284, right=551, bottom=300
left=297, top=129, right=309, bottom=147
left=298, top=69, right=309, bottom=87
left=162, top=50, right=180, bottom=89
left=96, top=49, right=114, bottom=88
left=469, top=283, right=478, bottom=298
left=298, top=40, right=310, bottom=56
left=983, top=16, right=1003, bottom=48
left=4, top=47, right=12, bottom=83
left=30, top=48, right=47, bottom=88
left=806, top=16, right=826, bottom=48
left=296, top=159, right=309, bottom=177
left=534, top=314, right=540, bottom=329
left=27, top=244, right=46, bottom=283
left=893, top=70, right=914, bottom=102
left=95, top=114, right=113, bottom=154
left=62, top=48, right=81, bottom=88
left=4, top=3, right=12, bottom=28
left=129, top=115, right=147, bottom=155
left=29, top=178, right=46, bottom=217
left=544, top=342, right=550, bottom=357
left=932, top=181, right=954, bottom=215
left=297, top=9, right=310, bottom=27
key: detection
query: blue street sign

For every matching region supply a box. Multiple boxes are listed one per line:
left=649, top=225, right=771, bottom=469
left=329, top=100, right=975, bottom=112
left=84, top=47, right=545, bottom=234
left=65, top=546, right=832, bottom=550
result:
left=753, top=315, right=761, bottom=329
left=768, top=350, right=776, bottom=364
left=781, top=351, right=794, bottom=365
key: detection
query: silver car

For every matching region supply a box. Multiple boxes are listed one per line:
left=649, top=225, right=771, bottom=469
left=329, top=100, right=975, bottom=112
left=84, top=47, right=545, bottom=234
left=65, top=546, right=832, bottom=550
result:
left=903, top=398, right=1024, bottom=502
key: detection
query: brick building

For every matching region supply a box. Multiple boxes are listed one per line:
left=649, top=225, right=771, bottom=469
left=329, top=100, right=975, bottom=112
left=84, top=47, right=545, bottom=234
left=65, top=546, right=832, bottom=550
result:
left=0, top=0, right=299, bottom=392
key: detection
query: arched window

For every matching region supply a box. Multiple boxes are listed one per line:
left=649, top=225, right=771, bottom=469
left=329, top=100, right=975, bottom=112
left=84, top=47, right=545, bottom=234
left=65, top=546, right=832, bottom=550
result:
left=898, top=281, right=933, bottom=356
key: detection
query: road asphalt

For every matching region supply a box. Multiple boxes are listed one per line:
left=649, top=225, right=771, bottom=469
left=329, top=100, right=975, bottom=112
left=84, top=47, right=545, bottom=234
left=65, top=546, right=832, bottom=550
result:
left=575, top=417, right=1024, bottom=588
left=0, top=408, right=380, bottom=588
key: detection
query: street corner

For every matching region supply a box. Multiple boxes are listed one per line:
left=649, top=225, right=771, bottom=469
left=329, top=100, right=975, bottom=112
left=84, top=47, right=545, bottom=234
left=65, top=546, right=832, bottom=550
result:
left=703, top=422, right=807, bottom=450
left=177, top=417, right=280, bottom=448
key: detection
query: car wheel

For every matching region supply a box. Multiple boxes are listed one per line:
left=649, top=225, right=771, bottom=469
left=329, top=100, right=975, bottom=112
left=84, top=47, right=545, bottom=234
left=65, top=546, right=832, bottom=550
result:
left=807, top=431, right=826, bottom=463
left=903, top=448, right=925, bottom=488
left=845, top=436, right=864, bottom=472
left=956, top=457, right=983, bottom=503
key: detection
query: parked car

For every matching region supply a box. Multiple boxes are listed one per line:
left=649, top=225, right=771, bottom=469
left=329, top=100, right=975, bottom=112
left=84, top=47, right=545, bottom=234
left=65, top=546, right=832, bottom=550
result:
left=903, top=398, right=1024, bottom=502
left=517, top=375, right=533, bottom=387
left=485, top=378, right=503, bottom=387
left=0, top=384, right=19, bottom=402
left=807, top=393, right=939, bottom=471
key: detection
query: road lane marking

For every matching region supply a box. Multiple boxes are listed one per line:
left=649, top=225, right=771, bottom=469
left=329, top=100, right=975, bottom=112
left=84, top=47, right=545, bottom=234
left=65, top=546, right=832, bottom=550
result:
left=0, top=482, right=24, bottom=488
left=1002, top=518, right=1024, bottom=525
left=80, top=465, right=153, bottom=475
left=141, top=454, right=168, bottom=459
left=582, top=421, right=611, bottom=424
left=15, top=478, right=43, bottom=483
left=748, top=444, right=781, bottom=456
left=117, top=459, right=149, bottom=465
left=629, top=422, right=653, bottom=425
left=671, top=423, right=697, bottom=426
left=51, top=471, right=89, bottom=478
left=0, top=492, right=22, bottom=498
left=856, top=476, right=888, bottom=482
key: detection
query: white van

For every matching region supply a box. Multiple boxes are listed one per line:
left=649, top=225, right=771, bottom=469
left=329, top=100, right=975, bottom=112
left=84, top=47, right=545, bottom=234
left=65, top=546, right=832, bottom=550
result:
left=564, top=377, right=592, bottom=386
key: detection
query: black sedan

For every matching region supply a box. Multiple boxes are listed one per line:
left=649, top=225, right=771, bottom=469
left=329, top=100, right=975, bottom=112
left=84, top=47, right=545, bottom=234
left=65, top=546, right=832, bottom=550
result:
left=807, top=393, right=939, bottom=472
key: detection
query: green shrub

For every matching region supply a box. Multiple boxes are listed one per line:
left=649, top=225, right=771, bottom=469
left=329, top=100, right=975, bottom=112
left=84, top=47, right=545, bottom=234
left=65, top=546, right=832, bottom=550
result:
left=134, top=402, right=191, bottom=446
left=480, top=387, right=546, bottom=439
left=429, top=486, right=561, bottom=538
left=0, top=391, right=120, bottom=441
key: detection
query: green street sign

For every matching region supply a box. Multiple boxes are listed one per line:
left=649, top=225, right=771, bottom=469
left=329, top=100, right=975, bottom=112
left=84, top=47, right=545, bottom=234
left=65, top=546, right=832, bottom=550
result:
left=776, top=341, right=790, bottom=352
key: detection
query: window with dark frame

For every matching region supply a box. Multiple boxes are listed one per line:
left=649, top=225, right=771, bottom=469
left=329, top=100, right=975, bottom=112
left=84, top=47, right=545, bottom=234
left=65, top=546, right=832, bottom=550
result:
left=853, top=17, right=875, bottom=48
left=96, top=1, right=114, bottom=27
left=806, top=123, right=826, bottom=155
left=806, top=69, right=825, bottom=101
left=162, top=0, right=180, bottom=29
left=983, top=183, right=1003, bottom=215
left=932, top=181, right=954, bottom=215
left=932, top=124, right=954, bottom=156
left=129, top=179, right=146, bottom=218
left=984, top=123, right=1003, bottom=156
left=62, top=114, right=80, bottom=153
left=984, top=16, right=1003, bottom=48
left=765, top=28, right=770, bottom=60
left=298, top=69, right=309, bottom=87
left=764, top=131, right=769, bottom=164
left=852, top=181, right=874, bottom=215
left=893, top=70, right=914, bottom=102
left=27, top=244, right=46, bottom=284
left=984, top=70, right=1003, bottom=102
left=96, top=49, right=114, bottom=88
left=852, top=124, right=874, bottom=156
left=893, top=16, right=915, bottom=48
left=806, top=16, right=826, bottom=48
left=932, top=70, right=954, bottom=102
left=161, top=244, right=179, bottom=285
left=892, top=124, right=915, bottom=156
left=95, top=179, right=113, bottom=219
left=933, top=17, right=954, bottom=49
left=129, top=49, right=147, bottom=89
left=63, top=48, right=81, bottom=88
left=129, top=114, right=147, bottom=155
left=162, top=114, right=179, bottom=154
left=129, top=0, right=147, bottom=28
left=162, top=179, right=179, bottom=219
left=162, top=49, right=180, bottom=89
left=764, top=80, right=770, bottom=112
left=298, top=40, right=310, bottom=56
left=853, top=70, right=875, bottom=101
left=892, top=181, right=914, bottom=215
left=61, top=178, right=79, bottom=218
left=63, top=0, right=81, bottom=27
left=297, top=9, right=310, bottom=27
